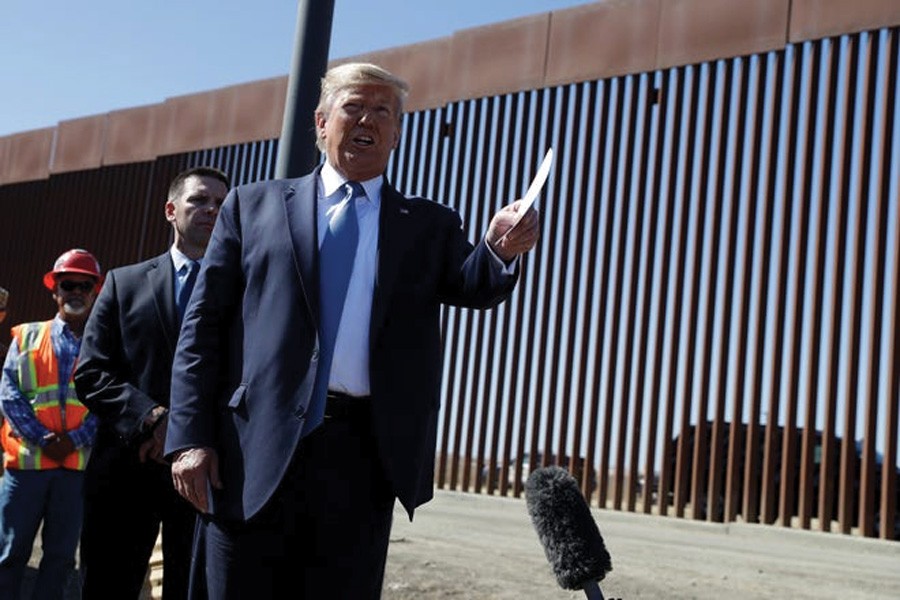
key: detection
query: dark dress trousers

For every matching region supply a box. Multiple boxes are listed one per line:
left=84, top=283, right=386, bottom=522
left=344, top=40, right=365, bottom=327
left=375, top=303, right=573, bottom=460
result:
left=75, top=253, right=196, bottom=599
left=165, top=168, right=519, bottom=596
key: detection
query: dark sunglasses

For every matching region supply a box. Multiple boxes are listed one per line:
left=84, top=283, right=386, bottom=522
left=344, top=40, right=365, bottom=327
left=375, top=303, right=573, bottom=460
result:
left=58, top=280, right=95, bottom=293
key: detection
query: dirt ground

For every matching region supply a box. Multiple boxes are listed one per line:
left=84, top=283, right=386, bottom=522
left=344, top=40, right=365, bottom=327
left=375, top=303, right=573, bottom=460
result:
left=382, top=489, right=900, bottom=600
left=22, top=488, right=900, bottom=599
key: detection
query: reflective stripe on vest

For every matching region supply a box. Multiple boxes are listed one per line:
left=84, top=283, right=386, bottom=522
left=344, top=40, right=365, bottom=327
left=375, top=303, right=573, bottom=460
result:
left=0, top=320, right=91, bottom=470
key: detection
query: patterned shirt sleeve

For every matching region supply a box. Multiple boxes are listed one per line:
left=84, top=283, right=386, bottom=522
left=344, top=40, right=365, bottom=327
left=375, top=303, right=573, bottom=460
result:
left=67, top=412, right=98, bottom=449
left=54, top=320, right=98, bottom=449
left=0, top=338, right=54, bottom=445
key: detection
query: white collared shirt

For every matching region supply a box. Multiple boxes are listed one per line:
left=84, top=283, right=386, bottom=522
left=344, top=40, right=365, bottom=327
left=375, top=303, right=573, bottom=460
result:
left=317, top=162, right=381, bottom=396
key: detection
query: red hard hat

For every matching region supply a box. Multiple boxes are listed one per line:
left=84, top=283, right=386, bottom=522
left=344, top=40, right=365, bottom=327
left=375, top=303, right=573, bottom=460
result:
left=43, top=249, right=103, bottom=291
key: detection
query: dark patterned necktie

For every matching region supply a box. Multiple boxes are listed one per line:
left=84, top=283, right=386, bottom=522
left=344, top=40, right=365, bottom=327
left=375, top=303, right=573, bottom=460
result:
left=177, top=260, right=200, bottom=324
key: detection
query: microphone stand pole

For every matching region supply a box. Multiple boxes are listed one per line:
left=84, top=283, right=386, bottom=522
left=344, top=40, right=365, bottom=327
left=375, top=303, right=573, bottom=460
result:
left=583, top=580, right=604, bottom=600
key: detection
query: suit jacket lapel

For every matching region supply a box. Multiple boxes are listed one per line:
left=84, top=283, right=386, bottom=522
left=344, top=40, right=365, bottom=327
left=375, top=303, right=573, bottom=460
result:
left=283, top=170, right=319, bottom=322
left=370, top=182, right=416, bottom=335
left=147, top=253, right=178, bottom=353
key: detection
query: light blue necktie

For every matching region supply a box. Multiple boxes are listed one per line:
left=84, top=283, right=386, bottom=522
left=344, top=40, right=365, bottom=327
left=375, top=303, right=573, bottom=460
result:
left=302, top=181, right=363, bottom=436
left=177, top=260, right=199, bottom=324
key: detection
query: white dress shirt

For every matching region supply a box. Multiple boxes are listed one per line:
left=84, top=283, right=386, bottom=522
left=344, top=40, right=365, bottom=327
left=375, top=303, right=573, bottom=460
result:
left=318, top=162, right=380, bottom=396
left=316, top=162, right=517, bottom=396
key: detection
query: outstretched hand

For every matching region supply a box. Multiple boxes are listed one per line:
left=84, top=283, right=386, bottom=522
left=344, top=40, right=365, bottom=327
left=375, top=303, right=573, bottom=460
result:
left=485, top=200, right=540, bottom=262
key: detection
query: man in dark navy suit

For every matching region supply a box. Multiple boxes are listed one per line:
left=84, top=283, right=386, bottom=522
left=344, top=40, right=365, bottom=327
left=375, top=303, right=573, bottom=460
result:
left=165, top=63, right=539, bottom=599
left=75, top=166, right=230, bottom=598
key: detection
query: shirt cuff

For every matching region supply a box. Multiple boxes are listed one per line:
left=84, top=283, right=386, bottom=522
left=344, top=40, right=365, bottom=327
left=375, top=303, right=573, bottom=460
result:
left=485, top=242, right=518, bottom=275
left=139, top=406, right=168, bottom=435
left=68, top=428, right=92, bottom=449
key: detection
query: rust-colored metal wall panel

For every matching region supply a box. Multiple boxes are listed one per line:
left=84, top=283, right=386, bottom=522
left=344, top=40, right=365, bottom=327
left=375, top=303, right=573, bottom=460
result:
left=340, top=38, right=453, bottom=112
left=199, top=81, right=287, bottom=150
left=199, top=86, right=240, bottom=150
left=0, top=135, right=11, bottom=185
left=157, top=91, right=217, bottom=156
left=222, top=76, right=287, bottom=146
left=0, top=180, right=55, bottom=341
left=104, top=104, right=163, bottom=166
left=545, top=0, right=661, bottom=86
left=0, top=162, right=164, bottom=345
left=7, top=2, right=900, bottom=182
left=51, top=114, right=108, bottom=174
left=790, top=0, right=900, bottom=43
left=448, top=15, right=550, bottom=102
left=657, top=0, right=790, bottom=69
left=3, top=128, right=54, bottom=184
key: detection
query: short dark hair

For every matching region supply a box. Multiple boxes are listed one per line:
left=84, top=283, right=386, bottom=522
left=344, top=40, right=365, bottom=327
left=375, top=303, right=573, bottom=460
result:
left=167, top=166, right=230, bottom=202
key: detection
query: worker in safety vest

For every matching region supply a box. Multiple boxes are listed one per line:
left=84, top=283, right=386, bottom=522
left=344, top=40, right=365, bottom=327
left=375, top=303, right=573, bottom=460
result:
left=0, top=249, right=102, bottom=599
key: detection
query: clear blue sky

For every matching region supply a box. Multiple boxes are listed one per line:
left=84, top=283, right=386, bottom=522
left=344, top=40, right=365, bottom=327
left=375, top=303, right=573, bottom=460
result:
left=0, top=0, right=591, bottom=137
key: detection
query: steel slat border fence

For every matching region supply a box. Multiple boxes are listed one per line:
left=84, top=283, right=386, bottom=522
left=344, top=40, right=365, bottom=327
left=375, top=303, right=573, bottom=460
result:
left=1, top=28, right=898, bottom=540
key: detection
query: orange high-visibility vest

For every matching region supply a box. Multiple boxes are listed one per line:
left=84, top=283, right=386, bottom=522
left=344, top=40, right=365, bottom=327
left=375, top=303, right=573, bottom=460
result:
left=0, top=320, right=92, bottom=470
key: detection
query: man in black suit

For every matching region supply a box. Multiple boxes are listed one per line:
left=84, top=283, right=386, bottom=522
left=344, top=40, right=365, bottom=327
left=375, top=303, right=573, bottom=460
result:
left=74, top=166, right=230, bottom=598
left=165, top=62, right=539, bottom=599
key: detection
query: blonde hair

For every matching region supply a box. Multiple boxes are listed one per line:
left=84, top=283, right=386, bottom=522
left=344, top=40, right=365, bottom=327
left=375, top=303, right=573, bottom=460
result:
left=315, top=62, right=409, bottom=151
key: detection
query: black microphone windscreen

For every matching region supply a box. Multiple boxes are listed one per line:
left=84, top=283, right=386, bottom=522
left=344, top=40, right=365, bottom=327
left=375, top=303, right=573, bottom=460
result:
left=525, top=465, right=612, bottom=590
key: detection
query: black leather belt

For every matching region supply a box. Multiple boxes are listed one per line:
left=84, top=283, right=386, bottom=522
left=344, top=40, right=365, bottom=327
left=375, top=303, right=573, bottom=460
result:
left=324, top=391, right=371, bottom=420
